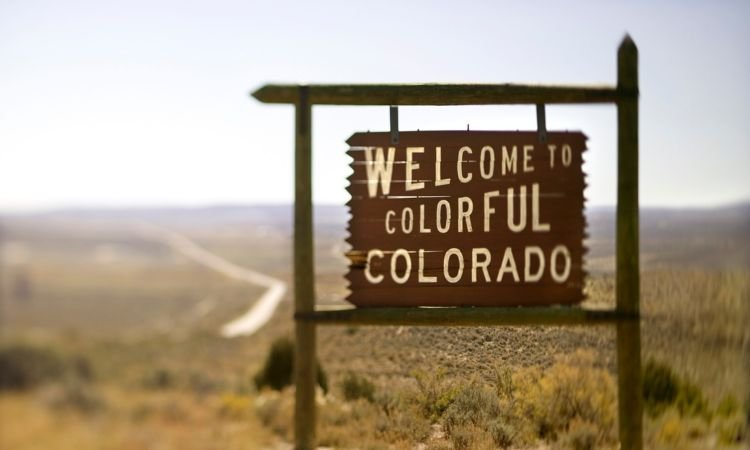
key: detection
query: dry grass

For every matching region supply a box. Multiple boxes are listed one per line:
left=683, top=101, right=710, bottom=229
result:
left=1, top=206, right=748, bottom=448
left=0, top=387, right=277, bottom=450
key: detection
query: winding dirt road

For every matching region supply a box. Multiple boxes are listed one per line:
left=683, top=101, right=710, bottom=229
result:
left=139, top=223, right=287, bottom=338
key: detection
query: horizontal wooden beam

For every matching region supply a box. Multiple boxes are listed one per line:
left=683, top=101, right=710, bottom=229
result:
left=295, top=306, right=637, bottom=326
left=252, top=83, right=633, bottom=106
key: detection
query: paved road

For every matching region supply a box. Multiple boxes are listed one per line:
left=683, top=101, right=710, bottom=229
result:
left=139, top=223, right=287, bottom=338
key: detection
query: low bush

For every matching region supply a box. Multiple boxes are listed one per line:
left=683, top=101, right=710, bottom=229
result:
left=489, top=419, right=517, bottom=449
left=383, top=405, right=431, bottom=444
left=44, top=381, right=106, bottom=414
left=715, top=394, right=740, bottom=418
left=254, top=337, right=293, bottom=391
left=642, top=359, right=679, bottom=416
left=675, top=379, right=708, bottom=418
left=411, top=368, right=458, bottom=421
left=512, top=350, right=617, bottom=445
left=218, top=392, right=251, bottom=419
left=341, top=372, right=375, bottom=402
left=141, top=367, right=175, bottom=390
left=254, top=390, right=293, bottom=440
left=442, top=383, right=501, bottom=435
left=449, top=424, right=474, bottom=450
left=188, top=370, right=223, bottom=396
left=555, top=418, right=598, bottom=450
left=0, top=343, right=90, bottom=391
left=656, top=411, right=683, bottom=444
left=716, top=414, right=747, bottom=446
left=642, top=358, right=709, bottom=418
left=253, top=336, right=327, bottom=393
left=317, top=394, right=430, bottom=448
left=374, top=389, right=400, bottom=417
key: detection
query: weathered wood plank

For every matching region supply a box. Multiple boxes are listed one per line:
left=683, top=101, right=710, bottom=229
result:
left=296, top=306, right=636, bottom=326
left=252, top=83, right=631, bottom=105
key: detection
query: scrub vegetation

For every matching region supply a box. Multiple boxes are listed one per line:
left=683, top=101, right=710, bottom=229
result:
left=1, top=205, right=747, bottom=449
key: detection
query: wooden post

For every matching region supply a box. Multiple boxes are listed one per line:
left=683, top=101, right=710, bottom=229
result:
left=294, top=86, right=316, bottom=450
left=615, top=35, right=643, bottom=450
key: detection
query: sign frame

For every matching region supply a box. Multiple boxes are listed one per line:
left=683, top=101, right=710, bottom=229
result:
left=251, top=35, right=642, bottom=450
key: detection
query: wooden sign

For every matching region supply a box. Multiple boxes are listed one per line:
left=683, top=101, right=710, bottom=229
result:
left=346, top=130, right=587, bottom=307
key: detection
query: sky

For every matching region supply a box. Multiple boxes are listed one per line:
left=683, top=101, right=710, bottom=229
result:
left=0, top=0, right=748, bottom=212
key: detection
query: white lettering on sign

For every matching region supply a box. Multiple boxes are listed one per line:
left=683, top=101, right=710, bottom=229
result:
left=457, top=146, right=472, bottom=183
left=418, top=249, right=437, bottom=283
left=405, top=147, right=425, bottom=191
left=364, top=249, right=384, bottom=284
left=354, top=136, right=582, bottom=295
left=502, top=145, right=517, bottom=175
left=391, top=249, right=411, bottom=284
left=483, top=190, right=500, bottom=232
left=480, top=146, right=495, bottom=179
left=375, top=183, right=552, bottom=236
left=434, top=146, right=451, bottom=187
left=436, top=199, right=451, bottom=233
left=458, top=197, right=473, bottom=232
left=362, top=245, right=573, bottom=285
left=365, top=147, right=395, bottom=197
left=523, top=145, right=534, bottom=173
left=496, top=247, right=520, bottom=282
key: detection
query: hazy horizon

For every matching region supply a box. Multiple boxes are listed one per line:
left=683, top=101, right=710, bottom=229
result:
left=1, top=198, right=749, bottom=217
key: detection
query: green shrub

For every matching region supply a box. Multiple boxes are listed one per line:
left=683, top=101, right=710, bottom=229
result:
left=45, top=381, right=106, bottom=414
left=141, top=367, right=175, bottom=390
left=675, top=380, right=708, bottom=418
left=449, top=424, right=474, bottom=450
left=253, top=336, right=327, bottom=393
left=716, top=394, right=740, bottom=417
left=70, top=355, right=95, bottom=382
left=188, top=371, right=222, bottom=395
left=642, top=359, right=679, bottom=416
left=341, top=372, right=375, bottom=402
left=411, top=368, right=458, bottom=421
left=254, top=390, right=293, bottom=439
left=386, top=406, right=432, bottom=443
left=656, top=411, right=682, bottom=444
left=512, top=350, right=616, bottom=444
left=218, top=392, right=251, bottom=419
left=317, top=363, right=329, bottom=394
left=254, top=337, right=293, bottom=391
left=443, top=383, right=501, bottom=435
left=555, top=418, right=598, bottom=450
left=493, top=364, right=514, bottom=401
left=489, top=419, right=517, bottom=448
left=642, top=359, right=709, bottom=418
left=717, top=414, right=746, bottom=446
left=0, top=344, right=66, bottom=390
left=374, top=389, right=400, bottom=417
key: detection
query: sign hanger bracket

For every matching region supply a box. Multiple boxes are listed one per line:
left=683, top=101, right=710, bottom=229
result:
left=389, top=105, right=399, bottom=144
left=536, top=103, right=547, bottom=143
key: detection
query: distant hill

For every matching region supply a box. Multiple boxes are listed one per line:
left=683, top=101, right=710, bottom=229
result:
left=2, top=202, right=748, bottom=270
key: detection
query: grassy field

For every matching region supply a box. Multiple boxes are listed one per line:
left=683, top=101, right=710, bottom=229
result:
left=0, top=204, right=748, bottom=449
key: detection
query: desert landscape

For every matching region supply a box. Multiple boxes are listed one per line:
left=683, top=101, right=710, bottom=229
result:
left=1, top=203, right=748, bottom=449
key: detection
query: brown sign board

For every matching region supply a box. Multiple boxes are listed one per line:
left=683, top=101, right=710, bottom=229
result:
left=345, top=130, right=587, bottom=307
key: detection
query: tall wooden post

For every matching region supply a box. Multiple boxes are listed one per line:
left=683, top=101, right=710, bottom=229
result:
left=294, top=86, right=316, bottom=450
left=615, top=35, right=643, bottom=450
